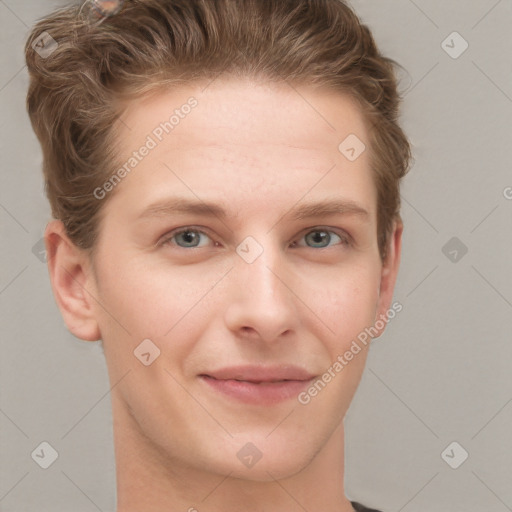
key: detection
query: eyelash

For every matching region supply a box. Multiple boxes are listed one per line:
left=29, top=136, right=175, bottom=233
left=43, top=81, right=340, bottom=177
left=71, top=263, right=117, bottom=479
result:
left=159, top=226, right=352, bottom=250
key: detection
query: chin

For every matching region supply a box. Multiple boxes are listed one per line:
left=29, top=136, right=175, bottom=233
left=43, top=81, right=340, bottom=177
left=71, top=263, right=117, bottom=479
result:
left=223, top=457, right=312, bottom=483
left=208, top=432, right=319, bottom=482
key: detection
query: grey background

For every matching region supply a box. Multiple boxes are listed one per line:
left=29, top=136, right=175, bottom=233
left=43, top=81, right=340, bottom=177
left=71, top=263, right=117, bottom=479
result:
left=1, top=1, right=511, bottom=511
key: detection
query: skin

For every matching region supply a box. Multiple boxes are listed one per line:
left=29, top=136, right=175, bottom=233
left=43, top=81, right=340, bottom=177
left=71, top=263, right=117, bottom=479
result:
left=45, top=78, right=402, bottom=512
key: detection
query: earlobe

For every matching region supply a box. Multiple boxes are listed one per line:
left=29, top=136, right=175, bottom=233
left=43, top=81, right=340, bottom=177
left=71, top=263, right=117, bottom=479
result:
left=45, top=220, right=101, bottom=341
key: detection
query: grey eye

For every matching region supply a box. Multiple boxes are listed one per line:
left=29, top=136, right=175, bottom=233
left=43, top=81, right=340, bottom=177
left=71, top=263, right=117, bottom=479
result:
left=160, top=227, right=215, bottom=250
left=305, top=230, right=335, bottom=248
left=176, top=231, right=199, bottom=247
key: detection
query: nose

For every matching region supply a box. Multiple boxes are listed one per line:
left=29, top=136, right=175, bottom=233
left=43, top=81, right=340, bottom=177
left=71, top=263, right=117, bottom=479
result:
left=223, top=241, right=300, bottom=344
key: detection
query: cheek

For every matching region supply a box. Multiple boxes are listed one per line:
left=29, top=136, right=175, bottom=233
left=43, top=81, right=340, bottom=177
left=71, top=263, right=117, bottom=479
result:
left=297, top=259, right=380, bottom=348
left=93, top=255, right=226, bottom=344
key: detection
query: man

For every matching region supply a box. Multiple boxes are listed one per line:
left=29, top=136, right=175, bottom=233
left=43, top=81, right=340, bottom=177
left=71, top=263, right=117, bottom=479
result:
left=25, top=1, right=411, bottom=510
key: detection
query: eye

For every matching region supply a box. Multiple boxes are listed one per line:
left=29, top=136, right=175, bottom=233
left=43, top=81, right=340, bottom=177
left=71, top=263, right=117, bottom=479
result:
left=292, top=228, right=350, bottom=249
left=159, top=227, right=349, bottom=250
left=161, top=228, right=214, bottom=248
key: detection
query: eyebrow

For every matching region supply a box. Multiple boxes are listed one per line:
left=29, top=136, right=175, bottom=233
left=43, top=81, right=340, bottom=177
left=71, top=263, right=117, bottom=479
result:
left=138, top=197, right=370, bottom=221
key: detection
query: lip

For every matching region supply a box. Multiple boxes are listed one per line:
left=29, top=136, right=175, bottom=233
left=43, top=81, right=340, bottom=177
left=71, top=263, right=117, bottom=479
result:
left=199, top=365, right=316, bottom=405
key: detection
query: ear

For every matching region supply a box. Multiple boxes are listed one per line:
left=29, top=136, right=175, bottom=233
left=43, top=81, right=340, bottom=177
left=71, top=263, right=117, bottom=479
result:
left=372, top=219, right=403, bottom=338
left=45, top=220, right=101, bottom=341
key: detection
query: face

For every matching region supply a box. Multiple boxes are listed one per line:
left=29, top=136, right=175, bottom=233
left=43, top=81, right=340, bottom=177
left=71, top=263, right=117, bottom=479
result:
left=52, top=78, right=401, bottom=481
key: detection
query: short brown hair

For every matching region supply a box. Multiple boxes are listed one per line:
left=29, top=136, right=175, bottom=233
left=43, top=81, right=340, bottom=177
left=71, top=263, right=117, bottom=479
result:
left=25, top=0, right=411, bottom=261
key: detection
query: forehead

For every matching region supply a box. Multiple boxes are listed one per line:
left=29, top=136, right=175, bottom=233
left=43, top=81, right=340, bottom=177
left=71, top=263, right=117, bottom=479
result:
left=105, top=78, right=376, bottom=222
left=119, top=78, right=367, bottom=151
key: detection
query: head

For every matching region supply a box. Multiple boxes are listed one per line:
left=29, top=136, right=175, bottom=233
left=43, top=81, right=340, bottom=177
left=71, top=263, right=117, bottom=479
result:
left=26, top=0, right=411, bottom=483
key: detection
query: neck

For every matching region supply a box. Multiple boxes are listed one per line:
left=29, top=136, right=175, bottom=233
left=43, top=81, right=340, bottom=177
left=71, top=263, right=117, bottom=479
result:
left=112, top=395, right=355, bottom=512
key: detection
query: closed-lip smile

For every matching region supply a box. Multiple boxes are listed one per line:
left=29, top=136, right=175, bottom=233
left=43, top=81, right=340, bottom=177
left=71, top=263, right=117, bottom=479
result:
left=199, top=364, right=317, bottom=405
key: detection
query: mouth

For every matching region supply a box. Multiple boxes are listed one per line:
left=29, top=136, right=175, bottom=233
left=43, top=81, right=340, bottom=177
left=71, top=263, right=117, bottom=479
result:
left=198, top=365, right=317, bottom=405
